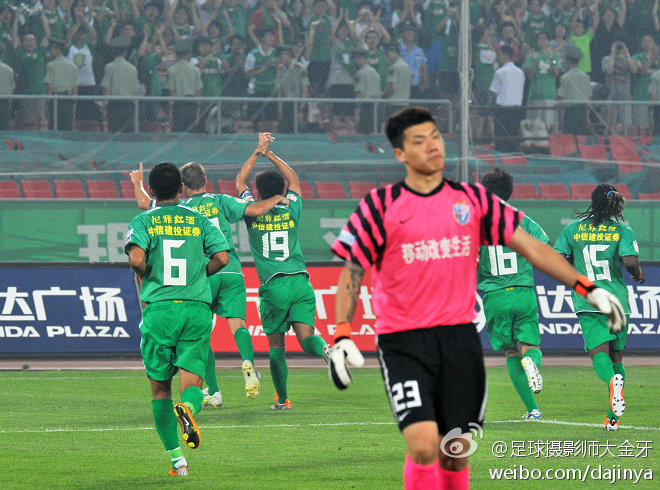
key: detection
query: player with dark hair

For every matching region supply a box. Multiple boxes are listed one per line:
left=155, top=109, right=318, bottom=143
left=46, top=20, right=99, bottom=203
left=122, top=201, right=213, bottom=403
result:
left=236, top=133, right=332, bottom=410
left=130, top=138, right=288, bottom=404
left=328, top=106, right=624, bottom=489
left=554, top=183, right=644, bottom=431
left=478, top=167, right=548, bottom=420
left=125, top=162, right=230, bottom=477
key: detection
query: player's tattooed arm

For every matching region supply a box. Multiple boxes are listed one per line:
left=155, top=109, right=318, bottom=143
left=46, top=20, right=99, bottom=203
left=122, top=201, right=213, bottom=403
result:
left=336, top=261, right=366, bottom=324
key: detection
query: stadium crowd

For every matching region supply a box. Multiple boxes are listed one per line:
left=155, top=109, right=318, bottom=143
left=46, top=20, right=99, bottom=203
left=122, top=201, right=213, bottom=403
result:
left=1, top=0, right=660, bottom=137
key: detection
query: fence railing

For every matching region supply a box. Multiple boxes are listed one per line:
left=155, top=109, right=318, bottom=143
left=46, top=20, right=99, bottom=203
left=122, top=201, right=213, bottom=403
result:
left=2, top=94, right=453, bottom=134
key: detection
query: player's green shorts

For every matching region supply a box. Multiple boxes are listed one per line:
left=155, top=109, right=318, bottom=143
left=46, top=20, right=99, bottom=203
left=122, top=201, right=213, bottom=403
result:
left=258, top=273, right=316, bottom=335
left=209, top=272, right=247, bottom=319
left=140, top=300, right=212, bottom=381
left=482, top=286, right=541, bottom=351
left=577, top=311, right=628, bottom=351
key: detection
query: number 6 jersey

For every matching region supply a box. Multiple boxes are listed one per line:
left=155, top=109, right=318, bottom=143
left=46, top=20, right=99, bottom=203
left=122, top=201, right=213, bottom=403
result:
left=125, top=202, right=229, bottom=304
left=554, top=217, right=639, bottom=314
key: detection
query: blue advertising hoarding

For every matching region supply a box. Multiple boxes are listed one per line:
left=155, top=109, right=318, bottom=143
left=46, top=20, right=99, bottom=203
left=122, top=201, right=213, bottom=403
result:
left=475, top=263, right=660, bottom=350
left=0, top=264, right=142, bottom=353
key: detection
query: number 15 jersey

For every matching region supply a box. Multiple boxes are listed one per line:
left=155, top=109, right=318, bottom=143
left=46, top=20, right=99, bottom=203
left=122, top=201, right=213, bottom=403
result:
left=554, top=217, right=638, bottom=314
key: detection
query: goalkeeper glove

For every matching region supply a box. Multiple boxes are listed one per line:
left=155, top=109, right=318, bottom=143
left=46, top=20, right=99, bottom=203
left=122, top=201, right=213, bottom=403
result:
left=328, top=323, right=364, bottom=390
left=574, top=276, right=625, bottom=333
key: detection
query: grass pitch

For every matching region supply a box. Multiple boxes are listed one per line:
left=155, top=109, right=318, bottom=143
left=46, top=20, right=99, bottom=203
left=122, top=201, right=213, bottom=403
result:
left=0, top=364, right=658, bottom=489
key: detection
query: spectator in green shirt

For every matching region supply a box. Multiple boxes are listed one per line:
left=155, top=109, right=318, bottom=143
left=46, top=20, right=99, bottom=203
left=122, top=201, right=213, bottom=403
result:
left=305, top=0, right=334, bottom=97
left=11, top=7, right=50, bottom=130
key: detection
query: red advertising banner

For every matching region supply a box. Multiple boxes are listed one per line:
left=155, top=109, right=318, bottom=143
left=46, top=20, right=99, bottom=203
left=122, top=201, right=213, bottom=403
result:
left=209, top=265, right=376, bottom=353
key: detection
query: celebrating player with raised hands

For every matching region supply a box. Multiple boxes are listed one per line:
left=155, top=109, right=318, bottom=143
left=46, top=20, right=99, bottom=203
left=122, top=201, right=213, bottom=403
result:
left=330, top=106, right=624, bottom=490
left=236, top=132, right=332, bottom=410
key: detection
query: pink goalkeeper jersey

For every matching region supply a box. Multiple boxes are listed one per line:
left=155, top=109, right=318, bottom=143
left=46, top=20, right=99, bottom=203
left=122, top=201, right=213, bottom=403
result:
left=332, top=179, right=524, bottom=335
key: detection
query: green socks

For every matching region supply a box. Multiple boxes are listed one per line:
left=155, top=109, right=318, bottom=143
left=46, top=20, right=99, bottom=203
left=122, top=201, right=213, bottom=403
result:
left=181, top=386, right=203, bottom=415
left=506, top=355, right=538, bottom=412
left=613, top=362, right=625, bottom=380
left=234, top=327, right=254, bottom=363
left=152, top=398, right=179, bottom=451
left=269, top=347, right=288, bottom=401
left=204, top=344, right=220, bottom=394
left=525, top=348, right=542, bottom=369
left=301, top=335, right=327, bottom=357
left=592, top=351, right=616, bottom=384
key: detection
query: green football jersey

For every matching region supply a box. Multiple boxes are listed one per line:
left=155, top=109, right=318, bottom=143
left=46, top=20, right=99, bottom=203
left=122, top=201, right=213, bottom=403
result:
left=125, top=202, right=229, bottom=304
left=243, top=190, right=308, bottom=285
left=181, top=193, right=250, bottom=275
left=554, top=218, right=639, bottom=314
left=477, top=215, right=548, bottom=292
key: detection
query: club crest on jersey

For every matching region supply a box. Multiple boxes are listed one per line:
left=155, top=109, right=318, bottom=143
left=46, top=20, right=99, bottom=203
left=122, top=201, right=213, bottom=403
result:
left=453, top=202, right=470, bottom=225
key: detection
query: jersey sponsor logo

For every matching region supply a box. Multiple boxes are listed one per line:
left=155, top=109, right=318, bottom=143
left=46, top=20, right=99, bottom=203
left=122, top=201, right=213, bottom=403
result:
left=633, top=240, right=639, bottom=253
left=286, top=193, right=298, bottom=202
left=337, top=229, right=356, bottom=246
left=453, top=201, right=470, bottom=225
left=240, top=189, right=254, bottom=201
left=234, top=197, right=248, bottom=204
left=125, top=228, right=133, bottom=244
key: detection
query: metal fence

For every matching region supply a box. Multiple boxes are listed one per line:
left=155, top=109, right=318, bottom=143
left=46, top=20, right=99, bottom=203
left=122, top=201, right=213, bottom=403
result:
left=2, top=94, right=454, bottom=134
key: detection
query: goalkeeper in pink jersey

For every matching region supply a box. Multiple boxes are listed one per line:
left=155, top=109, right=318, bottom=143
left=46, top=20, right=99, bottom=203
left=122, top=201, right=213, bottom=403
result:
left=329, top=106, right=625, bottom=490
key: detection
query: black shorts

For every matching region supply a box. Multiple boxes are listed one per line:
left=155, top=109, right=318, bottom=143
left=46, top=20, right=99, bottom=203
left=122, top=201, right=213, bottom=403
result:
left=376, top=323, right=486, bottom=435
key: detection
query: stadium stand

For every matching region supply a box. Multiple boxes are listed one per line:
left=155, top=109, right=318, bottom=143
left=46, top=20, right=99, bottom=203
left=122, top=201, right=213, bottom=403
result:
left=0, top=181, right=20, bottom=198
left=205, top=181, right=215, bottom=193
left=613, top=183, right=634, bottom=200
left=315, top=182, right=347, bottom=199
left=119, top=181, right=136, bottom=199
left=349, top=181, right=376, bottom=199
left=87, top=180, right=119, bottom=199
left=638, top=192, right=660, bottom=200
left=510, top=184, right=540, bottom=199
left=539, top=183, right=570, bottom=200
left=569, top=183, right=596, bottom=200
left=216, top=180, right=236, bottom=195
left=54, top=180, right=86, bottom=198
left=548, top=134, right=577, bottom=156
left=299, top=181, right=315, bottom=199
left=500, top=154, right=528, bottom=165
left=578, top=140, right=608, bottom=161
left=21, top=180, right=53, bottom=198
left=472, top=152, right=497, bottom=165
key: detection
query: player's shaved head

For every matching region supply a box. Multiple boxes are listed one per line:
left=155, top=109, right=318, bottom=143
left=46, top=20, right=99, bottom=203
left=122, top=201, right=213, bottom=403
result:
left=385, top=106, right=439, bottom=150
left=481, top=167, right=513, bottom=201
left=181, top=162, right=207, bottom=191
left=149, top=162, right=182, bottom=201
left=255, top=170, right=285, bottom=200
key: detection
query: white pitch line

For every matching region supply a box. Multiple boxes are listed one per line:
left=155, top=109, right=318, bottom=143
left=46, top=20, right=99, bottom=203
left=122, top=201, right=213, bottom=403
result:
left=1, top=419, right=657, bottom=435
left=489, top=419, right=660, bottom=431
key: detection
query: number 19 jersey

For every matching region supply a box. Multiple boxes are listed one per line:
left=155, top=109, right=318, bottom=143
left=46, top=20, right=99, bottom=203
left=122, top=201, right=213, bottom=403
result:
left=243, top=190, right=308, bottom=285
left=477, top=215, right=548, bottom=292
left=554, top=217, right=638, bottom=314
left=125, top=203, right=230, bottom=304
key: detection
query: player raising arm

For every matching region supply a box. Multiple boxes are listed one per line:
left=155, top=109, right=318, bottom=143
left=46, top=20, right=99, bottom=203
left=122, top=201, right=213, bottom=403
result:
left=125, top=162, right=229, bottom=477
left=236, top=132, right=332, bottom=410
left=129, top=144, right=288, bottom=404
left=328, top=106, right=624, bottom=490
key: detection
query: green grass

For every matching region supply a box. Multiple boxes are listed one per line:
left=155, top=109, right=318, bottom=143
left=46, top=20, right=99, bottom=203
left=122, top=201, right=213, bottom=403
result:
left=1, top=365, right=658, bottom=489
